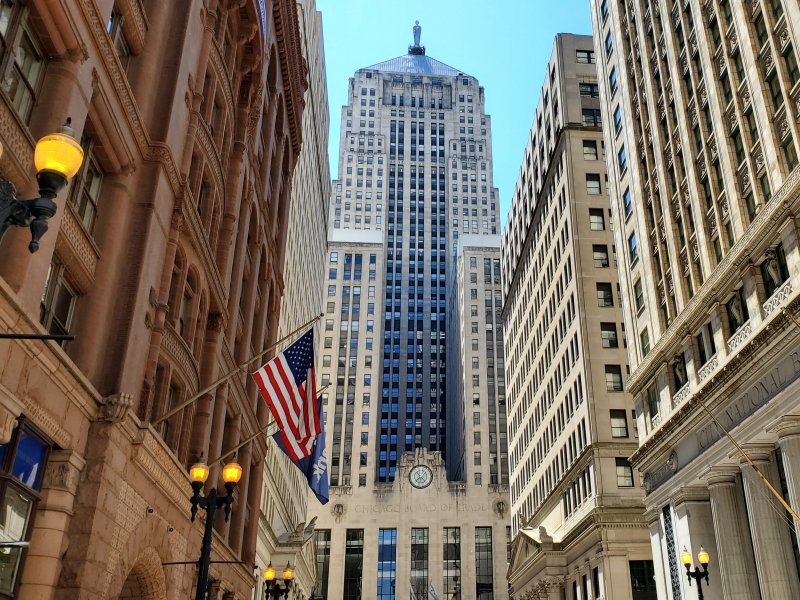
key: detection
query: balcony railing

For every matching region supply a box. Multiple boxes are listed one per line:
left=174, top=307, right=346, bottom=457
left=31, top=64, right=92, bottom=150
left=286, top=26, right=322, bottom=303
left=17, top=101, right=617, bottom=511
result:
left=698, top=354, right=719, bottom=382
left=727, top=320, right=752, bottom=354
left=672, top=383, right=691, bottom=407
left=764, top=279, right=793, bottom=317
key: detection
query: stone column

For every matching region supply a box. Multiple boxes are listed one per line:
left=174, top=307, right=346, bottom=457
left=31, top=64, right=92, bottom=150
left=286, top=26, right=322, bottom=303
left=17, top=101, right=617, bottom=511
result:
left=771, top=416, right=800, bottom=519
left=740, top=448, right=800, bottom=599
left=673, top=488, right=724, bottom=600
left=706, top=468, right=761, bottom=600
left=644, top=509, right=669, bottom=600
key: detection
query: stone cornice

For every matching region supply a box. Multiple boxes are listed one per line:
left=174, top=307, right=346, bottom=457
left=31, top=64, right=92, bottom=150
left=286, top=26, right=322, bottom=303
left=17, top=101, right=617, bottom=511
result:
left=273, top=0, right=308, bottom=158
left=627, top=166, right=800, bottom=395
left=630, top=295, right=800, bottom=467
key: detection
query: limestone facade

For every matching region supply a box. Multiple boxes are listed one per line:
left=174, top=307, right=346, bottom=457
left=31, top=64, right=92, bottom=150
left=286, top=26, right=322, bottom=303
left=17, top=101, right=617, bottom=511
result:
left=254, top=0, right=330, bottom=597
left=0, top=0, right=308, bottom=598
left=591, top=1, right=800, bottom=598
left=503, top=34, right=652, bottom=600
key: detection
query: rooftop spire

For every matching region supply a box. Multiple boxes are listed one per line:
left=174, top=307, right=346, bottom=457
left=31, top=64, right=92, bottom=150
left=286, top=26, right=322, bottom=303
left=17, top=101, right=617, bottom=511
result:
left=409, top=20, right=425, bottom=55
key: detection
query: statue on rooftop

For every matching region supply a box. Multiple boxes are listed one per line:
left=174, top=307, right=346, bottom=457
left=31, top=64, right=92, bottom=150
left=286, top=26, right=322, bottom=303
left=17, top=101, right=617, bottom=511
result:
left=413, top=20, right=421, bottom=47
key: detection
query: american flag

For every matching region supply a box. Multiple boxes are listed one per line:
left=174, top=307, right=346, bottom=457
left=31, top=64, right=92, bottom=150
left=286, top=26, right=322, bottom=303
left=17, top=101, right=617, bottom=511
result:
left=252, top=328, right=319, bottom=461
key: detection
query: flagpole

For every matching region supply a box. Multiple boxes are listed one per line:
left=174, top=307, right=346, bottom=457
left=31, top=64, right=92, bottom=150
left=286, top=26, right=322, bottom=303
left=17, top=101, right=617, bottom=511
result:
left=206, top=384, right=330, bottom=468
left=152, top=313, right=323, bottom=426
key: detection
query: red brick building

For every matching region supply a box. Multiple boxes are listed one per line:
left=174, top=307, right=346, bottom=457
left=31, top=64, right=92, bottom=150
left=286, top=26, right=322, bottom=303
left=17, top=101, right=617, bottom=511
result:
left=0, top=0, right=307, bottom=597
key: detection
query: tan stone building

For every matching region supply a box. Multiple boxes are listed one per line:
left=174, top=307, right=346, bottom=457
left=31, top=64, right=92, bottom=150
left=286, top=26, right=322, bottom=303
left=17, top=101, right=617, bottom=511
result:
left=308, top=24, right=509, bottom=600
left=591, top=1, right=800, bottom=599
left=503, top=34, right=652, bottom=600
left=0, top=0, right=310, bottom=598
left=254, top=0, right=330, bottom=597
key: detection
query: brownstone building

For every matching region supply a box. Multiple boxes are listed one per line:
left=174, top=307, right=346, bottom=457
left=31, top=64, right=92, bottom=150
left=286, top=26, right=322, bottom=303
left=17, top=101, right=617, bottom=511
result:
left=0, top=0, right=308, bottom=598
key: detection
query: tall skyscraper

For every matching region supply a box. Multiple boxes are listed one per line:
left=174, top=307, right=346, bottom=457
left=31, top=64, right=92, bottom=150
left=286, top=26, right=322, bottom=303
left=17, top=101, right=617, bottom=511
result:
left=309, top=23, right=509, bottom=600
left=591, top=1, right=800, bottom=599
left=503, top=34, right=652, bottom=599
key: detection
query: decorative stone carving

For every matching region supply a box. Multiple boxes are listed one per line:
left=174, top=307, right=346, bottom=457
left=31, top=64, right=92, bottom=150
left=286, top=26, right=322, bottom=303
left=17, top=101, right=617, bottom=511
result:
left=763, top=279, right=793, bottom=316
left=707, top=208, right=717, bottom=236
left=43, top=456, right=81, bottom=493
left=716, top=52, right=727, bottom=77
left=0, top=405, right=18, bottom=444
left=776, top=19, right=791, bottom=51
left=727, top=321, right=753, bottom=353
left=739, top=166, right=752, bottom=194
left=753, top=147, right=766, bottom=174
left=761, top=46, right=776, bottom=74
left=728, top=30, right=739, bottom=54
left=659, top=282, right=666, bottom=305
left=720, top=194, right=730, bottom=219
left=681, top=249, right=690, bottom=274
left=741, top=83, right=752, bottom=110
left=776, top=110, right=791, bottom=140
left=673, top=384, right=691, bottom=406
left=708, top=135, right=718, bottom=161
left=698, top=354, right=719, bottom=381
left=98, top=393, right=134, bottom=423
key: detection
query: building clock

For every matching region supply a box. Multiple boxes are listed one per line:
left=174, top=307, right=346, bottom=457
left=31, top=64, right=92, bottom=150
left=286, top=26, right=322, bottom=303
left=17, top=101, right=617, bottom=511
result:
left=409, top=465, right=433, bottom=489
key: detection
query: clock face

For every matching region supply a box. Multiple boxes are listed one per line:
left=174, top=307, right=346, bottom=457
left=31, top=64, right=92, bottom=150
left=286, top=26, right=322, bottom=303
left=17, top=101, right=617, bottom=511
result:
left=409, top=465, right=433, bottom=489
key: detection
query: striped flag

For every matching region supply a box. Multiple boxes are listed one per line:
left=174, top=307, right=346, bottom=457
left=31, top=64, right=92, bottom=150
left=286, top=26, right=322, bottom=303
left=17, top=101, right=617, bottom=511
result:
left=252, top=328, right=319, bottom=460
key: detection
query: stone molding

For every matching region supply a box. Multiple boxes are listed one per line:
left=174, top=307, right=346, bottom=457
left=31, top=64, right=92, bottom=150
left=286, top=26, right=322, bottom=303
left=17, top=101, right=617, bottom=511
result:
left=627, top=165, right=800, bottom=395
left=97, top=392, right=134, bottom=423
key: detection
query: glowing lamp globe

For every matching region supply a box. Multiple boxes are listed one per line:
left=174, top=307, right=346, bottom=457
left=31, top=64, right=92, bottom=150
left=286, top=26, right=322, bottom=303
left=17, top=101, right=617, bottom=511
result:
left=263, top=563, right=275, bottom=582
left=189, top=462, right=210, bottom=484
left=681, top=548, right=692, bottom=566
left=282, top=562, right=294, bottom=581
left=222, top=461, right=242, bottom=484
left=698, top=547, right=710, bottom=567
left=34, top=130, right=84, bottom=179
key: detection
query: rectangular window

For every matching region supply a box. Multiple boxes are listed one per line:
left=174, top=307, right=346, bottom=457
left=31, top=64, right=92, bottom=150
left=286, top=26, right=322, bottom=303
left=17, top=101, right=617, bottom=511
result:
left=609, top=67, right=618, bottom=93
left=593, top=244, right=609, bottom=268
left=614, top=105, right=623, bottom=132
left=611, top=410, right=629, bottom=437
left=586, top=175, right=602, bottom=196
left=605, top=365, right=623, bottom=392
left=0, top=423, right=51, bottom=596
left=411, top=528, right=429, bottom=598
left=576, top=50, right=596, bottom=64
left=618, top=145, right=627, bottom=173
left=344, top=530, right=364, bottom=600
left=314, top=530, right=332, bottom=599
left=616, top=458, right=634, bottom=487
left=40, top=259, right=78, bottom=345
left=70, top=137, right=104, bottom=234
left=634, top=278, right=644, bottom=312
left=444, top=527, right=461, bottom=597
left=629, top=560, right=658, bottom=595
left=623, top=187, right=632, bottom=217
left=2, top=12, right=46, bottom=124
left=475, top=527, right=494, bottom=599
left=629, top=233, right=639, bottom=264
left=601, top=322, right=618, bottom=348
left=583, top=140, right=598, bottom=160
left=377, top=528, right=397, bottom=600
left=589, top=208, right=605, bottom=230
left=597, top=283, right=614, bottom=307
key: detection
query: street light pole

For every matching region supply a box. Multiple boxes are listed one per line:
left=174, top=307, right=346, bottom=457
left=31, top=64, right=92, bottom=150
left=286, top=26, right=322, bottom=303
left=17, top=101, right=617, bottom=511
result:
left=681, top=546, right=711, bottom=600
left=0, top=119, right=85, bottom=253
left=263, top=561, right=294, bottom=599
left=189, top=460, right=243, bottom=600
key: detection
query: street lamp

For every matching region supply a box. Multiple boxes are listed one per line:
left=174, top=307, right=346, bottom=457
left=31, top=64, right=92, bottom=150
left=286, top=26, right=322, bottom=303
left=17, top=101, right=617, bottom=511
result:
left=0, top=119, right=84, bottom=252
left=263, top=561, right=294, bottom=598
left=681, top=546, right=711, bottom=599
left=189, top=460, right=242, bottom=600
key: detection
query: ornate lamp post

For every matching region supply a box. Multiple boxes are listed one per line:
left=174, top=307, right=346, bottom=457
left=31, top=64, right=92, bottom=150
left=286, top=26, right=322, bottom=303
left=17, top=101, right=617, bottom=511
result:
left=189, top=460, right=243, bottom=600
left=681, top=546, right=711, bottom=599
left=263, top=561, right=294, bottom=599
left=0, top=119, right=84, bottom=252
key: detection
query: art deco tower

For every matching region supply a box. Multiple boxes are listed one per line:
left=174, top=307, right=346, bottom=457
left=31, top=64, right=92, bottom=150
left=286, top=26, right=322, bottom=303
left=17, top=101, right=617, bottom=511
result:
left=309, top=23, right=509, bottom=600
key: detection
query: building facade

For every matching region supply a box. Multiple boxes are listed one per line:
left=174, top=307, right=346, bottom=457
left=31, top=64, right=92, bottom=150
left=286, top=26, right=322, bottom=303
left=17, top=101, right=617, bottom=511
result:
left=254, top=0, right=329, bottom=597
left=591, top=1, right=800, bottom=599
left=0, top=0, right=309, bottom=598
left=503, top=34, right=652, bottom=600
left=307, top=24, right=509, bottom=600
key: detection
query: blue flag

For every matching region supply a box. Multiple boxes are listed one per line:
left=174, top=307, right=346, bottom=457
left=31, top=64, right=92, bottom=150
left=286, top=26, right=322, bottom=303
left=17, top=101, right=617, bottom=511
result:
left=274, top=396, right=329, bottom=505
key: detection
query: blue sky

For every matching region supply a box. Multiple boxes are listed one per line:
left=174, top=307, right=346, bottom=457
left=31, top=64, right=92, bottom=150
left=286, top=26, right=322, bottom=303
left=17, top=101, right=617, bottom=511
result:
left=314, top=0, right=593, bottom=225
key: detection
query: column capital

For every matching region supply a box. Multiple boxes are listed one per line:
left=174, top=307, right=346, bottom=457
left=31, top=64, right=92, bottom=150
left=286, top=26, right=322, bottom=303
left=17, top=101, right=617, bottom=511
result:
left=672, top=485, right=710, bottom=507
left=737, top=444, right=775, bottom=465
left=702, top=464, right=740, bottom=487
left=767, top=414, right=800, bottom=439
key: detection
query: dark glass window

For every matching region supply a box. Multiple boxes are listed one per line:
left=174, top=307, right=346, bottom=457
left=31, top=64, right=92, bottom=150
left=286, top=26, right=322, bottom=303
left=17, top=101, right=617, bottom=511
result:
left=314, top=530, right=332, bottom=599
left=475, top=527, right=494, bottom=599
left=377, top=528, right=397, bottom=600
left=630, top=560, right=658, bottom=599
left=344, top=529, right=364, bottom=600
